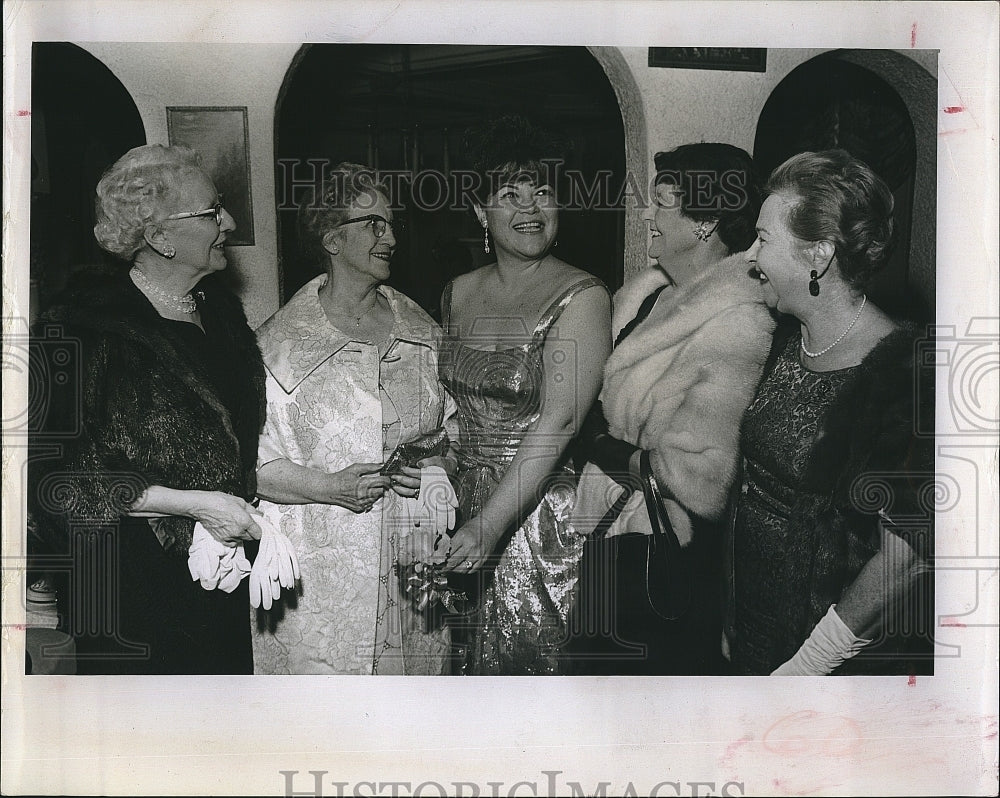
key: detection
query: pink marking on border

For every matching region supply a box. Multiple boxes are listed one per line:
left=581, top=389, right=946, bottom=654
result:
left=722, top=734, right=753, bottom=762
left=911, top=23, right=917, bottom=48
left=16, top=109, right=30, bottom=117
left=908, top=674, right=916, bottom=686
left=941, top=617, right=967, bottom=627
left=944, top=106, right=965, bottom=114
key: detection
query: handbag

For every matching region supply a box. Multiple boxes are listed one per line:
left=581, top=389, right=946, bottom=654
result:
left=379, top=426, right=450, bottom=477
left=583, top=450, right=690, bottom=622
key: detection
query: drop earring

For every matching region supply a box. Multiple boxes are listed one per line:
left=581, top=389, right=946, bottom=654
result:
left=483, top=226, right=490, bottom=254
left=162, top=245, right=176, bottom=259
left=809, top=251, right=835, bottom=296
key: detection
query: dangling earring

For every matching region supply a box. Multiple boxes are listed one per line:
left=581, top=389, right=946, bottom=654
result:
left=162, top=245, right=176, bottom=259
left=483, top=226, right=490, bottom=254
left=809, top=251, right=835, bottom=296
left=693, top=220, right=716, bottom=242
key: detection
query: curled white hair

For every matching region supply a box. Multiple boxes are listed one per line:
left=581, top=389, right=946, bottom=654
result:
left=93, top=144, right=205, bottom=260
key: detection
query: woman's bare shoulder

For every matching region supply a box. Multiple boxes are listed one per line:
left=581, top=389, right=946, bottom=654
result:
left=449, top=266, right=494, bottom=303
left=540, top=258, right=606, bottom=296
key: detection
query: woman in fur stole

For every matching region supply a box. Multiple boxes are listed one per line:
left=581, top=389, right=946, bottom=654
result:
left=568, top=144, right=775, bottom=674
left=730, top=151, right=934, bottom=675
left=27, top=145, right=265, bottom=674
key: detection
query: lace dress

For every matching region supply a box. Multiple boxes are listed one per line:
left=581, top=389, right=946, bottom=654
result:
left=730, top=334, right=859, bottom=673
left=438, top=276, right=604, bottom=675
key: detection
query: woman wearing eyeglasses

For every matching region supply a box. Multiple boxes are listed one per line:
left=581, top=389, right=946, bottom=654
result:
left=27, top=144, right=266, bottom=673
left=250, top=162, right=453, bottom=675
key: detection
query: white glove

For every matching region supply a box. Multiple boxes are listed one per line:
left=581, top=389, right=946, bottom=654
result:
left=187, top=522, right=251, bottom=592
left=249, top=513, right=300, bottom=610
left=417, top=466, right=458, bottom=539
left=398, top=495, right=434, bottom=566
left=396, top=466, right=457, bottom=566
left=771, top=604, right=873, bottom=675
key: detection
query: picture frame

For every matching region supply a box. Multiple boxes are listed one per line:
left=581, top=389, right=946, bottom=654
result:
left=648, top=47, right=767, bottom=72
left=166, top=105, right=255, bottom=245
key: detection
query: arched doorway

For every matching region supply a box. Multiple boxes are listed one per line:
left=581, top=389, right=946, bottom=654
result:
left=754, top=50, right=935, bottom=322
left=274, top=44, right=627, bottom=316
left=30, top=43, right=146, bottom=318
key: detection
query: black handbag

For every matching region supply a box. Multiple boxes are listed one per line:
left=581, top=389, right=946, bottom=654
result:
left=586, top=450, right=690, bottom=622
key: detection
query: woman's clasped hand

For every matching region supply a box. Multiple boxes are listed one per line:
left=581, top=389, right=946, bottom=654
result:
left=183, top=490, right=265, bottom=545
left=321, top=462, right=391, bottom=513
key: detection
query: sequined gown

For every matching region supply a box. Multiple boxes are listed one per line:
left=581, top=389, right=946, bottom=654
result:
left=438, top=276, right=604, bottom=675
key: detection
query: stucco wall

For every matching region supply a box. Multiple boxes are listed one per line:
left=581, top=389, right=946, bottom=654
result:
left=80, top=42, right=298, bottom=328
left=76, top=43, right=937, bottom=311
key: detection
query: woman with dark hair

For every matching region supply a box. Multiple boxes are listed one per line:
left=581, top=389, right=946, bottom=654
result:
left=730, top=149, right=934, bottom=675
left=28, top=144, right=265, bottom=674
left=432, top=115, right=612, bottom=674
left=251, top=163, right=455, bottom=674
left=568, top=143, right=775, bottom=675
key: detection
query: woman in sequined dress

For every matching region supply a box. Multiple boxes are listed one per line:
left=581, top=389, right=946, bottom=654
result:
left=434, top=116, right=612, bottom=674
left=729, top=150, right=934, bottom=675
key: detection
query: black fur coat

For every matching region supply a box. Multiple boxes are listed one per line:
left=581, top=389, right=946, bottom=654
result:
left=28, top=272, right=265, bottom=556
left=728, top=320, right=936, bottom=675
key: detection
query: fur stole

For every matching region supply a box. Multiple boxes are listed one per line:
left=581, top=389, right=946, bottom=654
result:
left=574, top=254, right=775, bottom=544
left=28, top=272, right=265, bottom=553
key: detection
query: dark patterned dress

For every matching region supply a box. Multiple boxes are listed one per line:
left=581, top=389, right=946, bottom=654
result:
left=732, top=335, right=860, bottom=673
left=438, top=277, right=604, bottom=674
left=28, top=275, right=262, bottom=674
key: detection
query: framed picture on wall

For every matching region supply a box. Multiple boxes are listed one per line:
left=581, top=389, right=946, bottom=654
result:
left=648, top=47, right=767, bottom=72
left=166, top=106, right=254, bottom=245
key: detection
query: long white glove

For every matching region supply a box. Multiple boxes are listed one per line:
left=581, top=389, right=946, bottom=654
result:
left=419, top=466, right=458, bottom=537
left=187, top=522, right=251, bottom=592
left=771, top=604, right=873, bottom=675
left=398, top=496, right=434, bottom=566
left=398, top=466, right=457, bottom=566
left=249, top=513, right=301, bottom=610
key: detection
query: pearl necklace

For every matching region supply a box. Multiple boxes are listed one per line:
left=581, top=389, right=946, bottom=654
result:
left=801, top=295, right=867, bottom=358
left=131, top=267, right=197, bottom=314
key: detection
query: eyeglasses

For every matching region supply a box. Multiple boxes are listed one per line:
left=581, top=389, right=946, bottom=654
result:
left=164, top=199, right=225, bottom=226
left=337, top=214, right=402, bottom=239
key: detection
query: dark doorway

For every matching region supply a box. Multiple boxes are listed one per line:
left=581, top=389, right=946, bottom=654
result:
left=754, top=51, right=932, bottom=322
left=30, top=43, right=146, bottom=318
left=275, top=44, right=626, bottom=317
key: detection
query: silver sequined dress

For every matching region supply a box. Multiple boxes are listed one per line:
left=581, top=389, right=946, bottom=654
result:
left=438, top=276, right=604, bottom=674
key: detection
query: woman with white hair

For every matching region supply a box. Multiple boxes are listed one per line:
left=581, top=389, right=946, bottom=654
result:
left=28, top=144, right=266, bottom=674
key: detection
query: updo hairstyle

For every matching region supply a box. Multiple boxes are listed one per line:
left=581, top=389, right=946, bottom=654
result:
left=462, top=114, right=569, bottom=206
left=765, top=149, right=895, bottom=290
left=652, top=143, right=762, bottom=254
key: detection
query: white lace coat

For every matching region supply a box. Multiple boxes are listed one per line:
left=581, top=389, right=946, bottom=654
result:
left=251, top=276, right=453, bottom=674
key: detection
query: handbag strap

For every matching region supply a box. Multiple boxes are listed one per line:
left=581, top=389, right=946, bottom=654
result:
left=640, top=451, right=682, bottom=555
left=640, top=450, right=690, bottom=621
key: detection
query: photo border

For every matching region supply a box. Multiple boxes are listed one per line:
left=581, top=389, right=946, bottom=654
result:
left=2, top=2, right=997, bottom=796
